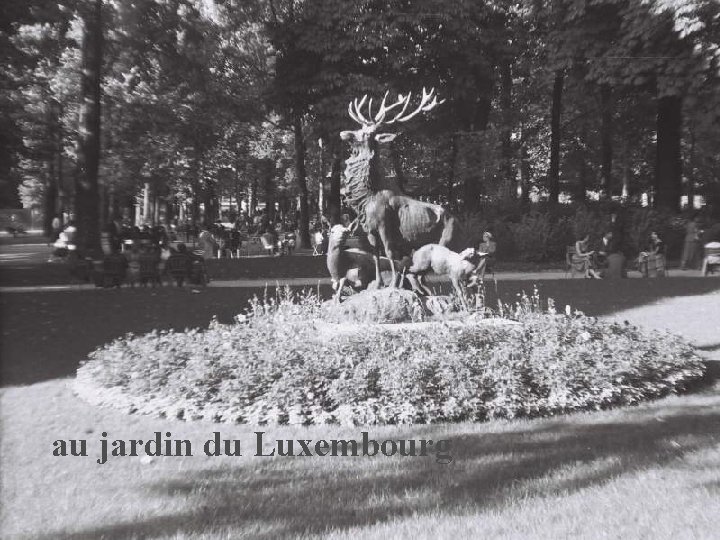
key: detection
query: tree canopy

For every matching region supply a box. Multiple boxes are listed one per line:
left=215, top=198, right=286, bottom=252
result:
left=1, top=0, right=718, bottom=244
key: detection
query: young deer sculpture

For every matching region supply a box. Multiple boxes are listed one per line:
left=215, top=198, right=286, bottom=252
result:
left=326, top=224, right=406, bottom=302
left=406, top=244, right=481, bottom=309
left=340, top=88, right=466, bottom=288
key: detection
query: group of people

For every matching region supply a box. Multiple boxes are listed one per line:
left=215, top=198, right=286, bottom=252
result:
left=574, top=230, right=664, bottom=279
left=98, top=242, right=208, bottom=288
left=573, top=214, right=720, bottom=279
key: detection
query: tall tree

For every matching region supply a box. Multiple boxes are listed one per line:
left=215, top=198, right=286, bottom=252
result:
left=74, top=0, right=103, bottom=253
left=548, top=72, right=563, bottom=204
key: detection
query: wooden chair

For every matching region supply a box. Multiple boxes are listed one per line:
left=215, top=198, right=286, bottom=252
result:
left=166, top=253, right=191, bottom=286
left=702, top=244, right=720, bottom=276
left=565, top=246, right=588, bottom=278
left=189, top=252, right=209, bottom=285
left=478, top=254, right=496, bottom=280
left=101, top=254, right=127, bottom=288
left=639, top=245, right=668, bottom=277
left=139, top=254, right=161, bottom=286
left=311, top=231, right=325, bottom=256
left=260, top=233, right=276, bottom=256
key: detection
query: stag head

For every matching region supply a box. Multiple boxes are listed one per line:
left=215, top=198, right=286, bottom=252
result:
left=339, top=87, right=445, bottom=152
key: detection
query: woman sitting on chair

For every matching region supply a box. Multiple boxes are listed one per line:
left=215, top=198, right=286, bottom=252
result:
left=476, top=231, right=497, bottom=279
left=575, top=234, right=601, bottom=279
left=638, top=231, right=665, bottom=277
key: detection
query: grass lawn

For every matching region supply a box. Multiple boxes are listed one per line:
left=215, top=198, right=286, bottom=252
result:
left=1, top=279, right=719, bottom=538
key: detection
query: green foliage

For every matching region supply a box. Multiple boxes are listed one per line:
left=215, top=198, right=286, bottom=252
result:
left=78, top=288, right=705, bottom=425
left=4, top=0, right=719, bottom=229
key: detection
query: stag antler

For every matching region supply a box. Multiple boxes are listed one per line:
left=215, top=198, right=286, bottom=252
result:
left=347, top=87, right=445, bottom=126
left=348, top=95, right=370, bottom=125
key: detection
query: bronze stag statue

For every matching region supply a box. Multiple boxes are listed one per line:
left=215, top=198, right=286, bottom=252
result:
left=340, top=88, right=465, bottom=285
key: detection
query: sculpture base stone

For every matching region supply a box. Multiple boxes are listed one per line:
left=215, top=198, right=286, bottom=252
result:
left=322, top=289, right=461, bottom=324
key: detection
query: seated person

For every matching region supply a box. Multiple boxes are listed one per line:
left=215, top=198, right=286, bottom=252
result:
left=638, top=231, right=665, bottom=277
left=575, top=234, right=601, bottom=278
left=476, top=231, right=497, bottom=279
left=597, top=231, right=626, bottom=278
left=596, top=231, right=612, bottom=262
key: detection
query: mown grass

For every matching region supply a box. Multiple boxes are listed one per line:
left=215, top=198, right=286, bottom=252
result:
left=1, top=281, right=719, bottom=539
left=2, top=377, right=719, bottom=539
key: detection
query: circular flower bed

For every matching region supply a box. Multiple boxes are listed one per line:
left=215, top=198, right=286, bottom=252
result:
left=75, top=291, right=706, bottom=425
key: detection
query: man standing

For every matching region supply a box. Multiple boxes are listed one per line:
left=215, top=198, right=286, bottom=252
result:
left=198, top=225, right=217, bottom=260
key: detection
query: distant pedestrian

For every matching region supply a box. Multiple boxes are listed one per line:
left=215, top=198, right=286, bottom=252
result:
left=198, top=226, right=217, bottom=259
left=681, top=216, right=701, bottom=270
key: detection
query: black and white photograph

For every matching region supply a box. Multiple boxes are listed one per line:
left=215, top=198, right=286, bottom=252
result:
left=1, top=0, right=720, bottom=538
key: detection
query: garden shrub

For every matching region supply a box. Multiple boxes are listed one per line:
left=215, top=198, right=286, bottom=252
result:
left=76, top=289, right=706, bottom=426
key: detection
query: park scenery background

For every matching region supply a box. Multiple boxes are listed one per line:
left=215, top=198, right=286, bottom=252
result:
left=2, top=1, right=720, bottom=539
left=1, top=0, right=720, bottom=248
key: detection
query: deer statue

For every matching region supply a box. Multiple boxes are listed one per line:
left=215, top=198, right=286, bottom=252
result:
left=406, top=244, right=482, bottom=309
left=326, top=224, right=407, bottom=302
left=340, top=87, right=466, bottom=287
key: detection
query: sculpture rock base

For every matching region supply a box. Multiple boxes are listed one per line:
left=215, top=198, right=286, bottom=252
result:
left=322, top=288, right=462, bottom=324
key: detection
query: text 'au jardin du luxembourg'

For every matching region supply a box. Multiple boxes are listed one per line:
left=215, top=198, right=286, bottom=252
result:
left=52, top=431, right=454, bottom=465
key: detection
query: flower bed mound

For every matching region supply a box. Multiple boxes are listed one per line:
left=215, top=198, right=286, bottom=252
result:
left=76, top=292, right=706, bottom=425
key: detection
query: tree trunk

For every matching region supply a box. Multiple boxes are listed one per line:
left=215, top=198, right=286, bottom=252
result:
left=74, top=0, right=103, bottom=254
left=142, top=182, right=151, bottom=224
left=448, top=134, right=458, bottom=208
left=44, top=160, right=57, bottom=237
left=328, top=141, right=342, bottom=225
left=519, top=137, right=530, bottom=210
left=655, top=95, right=682, bottom=212
left=293, top=113, right=311, bottom=248
left=576, top=120, right=588, bottom=204
left=234, top=165, right=243, bottom=216
left=548, top=71, right=564, bottom=205
left=578, top=154, right=588, bottom=204
left=500, top=60, right=514, bottom=199
left=264, top=162, right=276, bottom=223
left=600, top=84, right=613, bottom=199
left=248, top=178, right=257, bottom=216
left=686, top=127, right=695, bottom=210
left=203, top=183, right=217, bottom=225
left=390, top=143, right=407, bottom=193
left=56, top=119, right=65, bottom=225
left=462, top=96, right=491, bottom=213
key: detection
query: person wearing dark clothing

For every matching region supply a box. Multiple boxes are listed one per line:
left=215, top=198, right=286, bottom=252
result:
left=229, top=227, right=241, bottom=258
